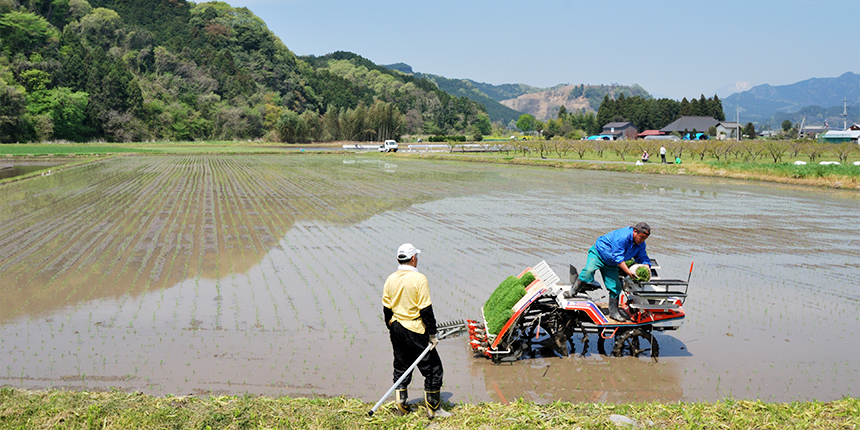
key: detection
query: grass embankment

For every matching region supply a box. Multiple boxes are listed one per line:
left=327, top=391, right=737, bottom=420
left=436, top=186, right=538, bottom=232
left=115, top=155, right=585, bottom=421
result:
left=0, top=389, right=857, bottom=429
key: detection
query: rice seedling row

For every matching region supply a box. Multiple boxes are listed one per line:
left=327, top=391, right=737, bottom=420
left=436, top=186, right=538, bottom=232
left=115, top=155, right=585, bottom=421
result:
left=1, top=159, right=178, bottom=321
left=0, top=168, right=138, bottom=273
left=118, top=159, right=193, bottom=328
left=52, top=160, right=183, bottom=308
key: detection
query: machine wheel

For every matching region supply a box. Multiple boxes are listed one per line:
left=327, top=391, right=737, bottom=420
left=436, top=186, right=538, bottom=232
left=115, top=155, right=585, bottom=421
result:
left=491, top=339, right=525, bottom=364
left=611, top=328, right=659, bottom=359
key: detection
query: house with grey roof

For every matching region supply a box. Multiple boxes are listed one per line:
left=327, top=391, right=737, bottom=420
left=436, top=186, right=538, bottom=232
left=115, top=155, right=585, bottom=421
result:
left=660, top=116, right=719, bottom=135
left=800, top=125, right=829, bottom=139
left=601, top=121, right=638, bottom=140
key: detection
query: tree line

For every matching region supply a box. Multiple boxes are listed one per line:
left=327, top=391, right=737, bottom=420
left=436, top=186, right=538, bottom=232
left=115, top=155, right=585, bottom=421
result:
left=513, top=94, right=727, bottom=140
left=596, top=93, right=725, bottom=131
left=0, top=0, right=486, bottom=143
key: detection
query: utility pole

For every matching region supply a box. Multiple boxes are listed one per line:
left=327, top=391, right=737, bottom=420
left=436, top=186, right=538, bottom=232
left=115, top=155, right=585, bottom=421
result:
left=736, top=106, right=740, bottom=141
left=842, top=98, right=848, bottom=130
left=799, top=114, right=806, bottom=139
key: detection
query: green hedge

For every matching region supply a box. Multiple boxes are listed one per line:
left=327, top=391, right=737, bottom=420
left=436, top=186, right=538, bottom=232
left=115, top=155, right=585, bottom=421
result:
left=484, top=272, right=535, bottom=335
left=428, top=135, right=467, bottom=142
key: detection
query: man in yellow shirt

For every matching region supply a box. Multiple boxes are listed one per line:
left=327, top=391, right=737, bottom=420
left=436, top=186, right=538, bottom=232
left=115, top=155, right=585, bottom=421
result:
left=382, top=243, right=450, bottom=418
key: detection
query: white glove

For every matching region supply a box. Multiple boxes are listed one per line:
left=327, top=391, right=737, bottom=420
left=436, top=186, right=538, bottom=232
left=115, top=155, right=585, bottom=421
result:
left=429, top=335, right=439, bottom=348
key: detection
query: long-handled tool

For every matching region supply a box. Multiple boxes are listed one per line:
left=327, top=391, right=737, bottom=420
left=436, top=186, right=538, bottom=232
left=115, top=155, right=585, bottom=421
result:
left=368, top=320, right=466, bottom=417
left=368, top=342, right=434, bottom=417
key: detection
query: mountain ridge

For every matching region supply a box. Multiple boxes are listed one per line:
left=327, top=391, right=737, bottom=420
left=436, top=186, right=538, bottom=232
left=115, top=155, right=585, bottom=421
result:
left=722, top=72, right=860, bottom=127
left=382, top=63, right=650, bottom=122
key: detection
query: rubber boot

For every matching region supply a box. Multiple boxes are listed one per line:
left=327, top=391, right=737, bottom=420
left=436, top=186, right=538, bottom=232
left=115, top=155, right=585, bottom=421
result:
left=564, top=278, right=584, bottom=299
left=424, top=390, right=452, bottom=418
left=608, top=295, right=630, bottom=322
left=394, top=389, right=409, bottom=415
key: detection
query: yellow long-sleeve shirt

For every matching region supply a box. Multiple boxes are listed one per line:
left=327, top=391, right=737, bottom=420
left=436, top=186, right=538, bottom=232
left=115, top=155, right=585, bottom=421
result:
left=382, top=265, right=431, bottom=334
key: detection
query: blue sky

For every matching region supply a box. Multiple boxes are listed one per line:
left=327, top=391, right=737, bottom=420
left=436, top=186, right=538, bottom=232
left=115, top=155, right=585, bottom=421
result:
left=226, top=0, right=858, bottom=100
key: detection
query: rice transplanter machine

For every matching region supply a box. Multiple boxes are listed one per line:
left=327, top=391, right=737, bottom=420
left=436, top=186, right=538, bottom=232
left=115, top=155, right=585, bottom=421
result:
left=466, top=259, right=691, bottom=362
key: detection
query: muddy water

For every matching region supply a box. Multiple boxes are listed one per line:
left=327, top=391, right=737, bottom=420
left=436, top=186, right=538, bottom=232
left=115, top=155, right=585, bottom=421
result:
left=0, top=155, right=857, bottom=405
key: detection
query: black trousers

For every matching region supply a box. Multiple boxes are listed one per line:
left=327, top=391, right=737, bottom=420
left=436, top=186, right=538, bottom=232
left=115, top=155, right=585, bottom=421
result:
left=389, top=321, right=443, bottom=391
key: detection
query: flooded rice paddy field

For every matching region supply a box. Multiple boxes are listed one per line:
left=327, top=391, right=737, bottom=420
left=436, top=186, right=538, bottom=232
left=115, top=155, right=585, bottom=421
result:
left=1, top=155, right=857, bottom=404
left=0, top=162, right=62, bottom=180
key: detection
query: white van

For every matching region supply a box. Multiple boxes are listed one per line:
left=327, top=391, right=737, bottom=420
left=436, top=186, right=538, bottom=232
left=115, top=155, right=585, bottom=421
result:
left=379, top=140, right=398, bottom=153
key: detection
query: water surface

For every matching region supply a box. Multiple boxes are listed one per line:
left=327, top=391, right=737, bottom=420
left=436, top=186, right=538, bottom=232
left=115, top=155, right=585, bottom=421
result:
left=1, top=155, right=857, bottom=403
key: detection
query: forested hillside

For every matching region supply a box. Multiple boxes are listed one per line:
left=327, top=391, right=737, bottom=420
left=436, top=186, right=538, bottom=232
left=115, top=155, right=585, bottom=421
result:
left=382, top=62, right=531, bottom=125
left=302, top=52, right=486, bottom=138
left=0, top=0, right=485, bottom=143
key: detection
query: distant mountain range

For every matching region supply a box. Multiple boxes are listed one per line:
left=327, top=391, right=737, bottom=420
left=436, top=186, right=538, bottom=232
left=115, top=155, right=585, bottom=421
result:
left=721, top=72, right=860, bottom=128
left=383, top=63, right=650, bottom=123
left=385, top=63, right=859, bottom=129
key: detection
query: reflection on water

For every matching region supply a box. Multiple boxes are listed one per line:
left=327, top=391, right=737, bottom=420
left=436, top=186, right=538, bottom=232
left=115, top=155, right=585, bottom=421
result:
left=0, top=162, right=60, bottom=179
left=477, top=354, right=684, bottom=404
left=1, top=156, right=858, bottom=403
left=0, top=156, right=485, bottom=323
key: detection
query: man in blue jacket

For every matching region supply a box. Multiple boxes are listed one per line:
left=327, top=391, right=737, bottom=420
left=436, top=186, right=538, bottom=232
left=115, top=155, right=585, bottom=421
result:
left=571, top=222, right=652, bottom=321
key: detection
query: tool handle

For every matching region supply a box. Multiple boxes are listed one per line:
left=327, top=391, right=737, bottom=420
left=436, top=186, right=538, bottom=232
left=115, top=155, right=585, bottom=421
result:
left=368, top=342, right=435, bottom=416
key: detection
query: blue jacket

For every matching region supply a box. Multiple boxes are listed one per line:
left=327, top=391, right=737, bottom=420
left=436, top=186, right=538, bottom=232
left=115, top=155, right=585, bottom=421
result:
left=594, top=226, right=650, bottom=266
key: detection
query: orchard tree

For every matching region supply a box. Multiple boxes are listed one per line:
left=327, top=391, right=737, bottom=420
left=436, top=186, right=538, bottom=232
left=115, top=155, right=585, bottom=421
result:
left=743, top=122, right=756, bottom=139
left=516, top=114, right=538, bottom=135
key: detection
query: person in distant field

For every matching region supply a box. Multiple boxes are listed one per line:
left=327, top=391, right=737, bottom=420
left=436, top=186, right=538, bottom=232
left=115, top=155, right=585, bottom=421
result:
left=675, top=156, right=682, bottom=164
left=569, top=223, right=652, bottom=322
left=660, top=145, right=667, bottom=164
left=641, top=150, right=649, bottom=162
left=382, top=243, right=451, bottom=418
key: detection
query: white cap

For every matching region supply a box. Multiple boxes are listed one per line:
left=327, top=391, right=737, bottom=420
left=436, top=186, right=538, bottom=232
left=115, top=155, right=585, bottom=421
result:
left=396, top=243, right=421, bottom=260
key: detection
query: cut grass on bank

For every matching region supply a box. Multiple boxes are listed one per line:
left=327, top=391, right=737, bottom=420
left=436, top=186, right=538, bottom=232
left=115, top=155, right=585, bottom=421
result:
left=0, top=389, right=857, bottom=429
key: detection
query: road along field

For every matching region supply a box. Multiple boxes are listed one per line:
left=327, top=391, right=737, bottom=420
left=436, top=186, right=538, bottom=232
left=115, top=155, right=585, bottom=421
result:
left=0, top=154, right=857, bottom=404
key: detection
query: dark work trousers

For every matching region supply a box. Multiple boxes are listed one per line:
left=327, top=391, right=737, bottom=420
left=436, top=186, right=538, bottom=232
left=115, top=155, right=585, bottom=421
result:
left=389, top=321, right=443, bottom=391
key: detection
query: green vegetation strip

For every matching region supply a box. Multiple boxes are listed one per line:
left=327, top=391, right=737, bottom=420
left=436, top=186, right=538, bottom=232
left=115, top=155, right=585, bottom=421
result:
left=0, top=389, right=856, bottom=429
left=0, top=145, right=151, bottom=155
